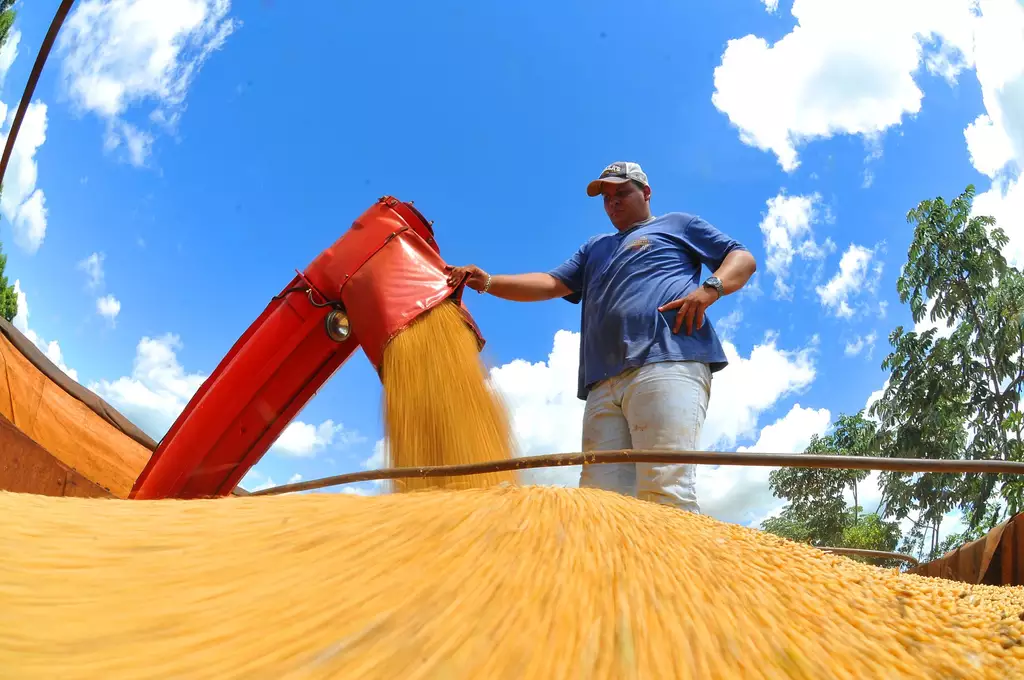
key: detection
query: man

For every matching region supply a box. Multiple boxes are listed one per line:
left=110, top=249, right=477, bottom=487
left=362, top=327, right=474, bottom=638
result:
left=445, top=162, right=756, bottom=512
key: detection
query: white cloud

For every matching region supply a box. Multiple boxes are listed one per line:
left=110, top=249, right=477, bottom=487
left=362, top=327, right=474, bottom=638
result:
left=816, top=244, right=878, bottom=318
left=484, top=329, right=818, bottom=491
left=340, top=485, right=377, bottom=496
left=77, top=252, right=105, bottom=290
left=79, top=253, right=122, bottom=326
left=89, top=334, right=206, bottom=439
left=357, top=330, right=820, bottom=519
left=96, top=294, right=121, bottom=322
left=702, top=403, right=832, bottom=526
left=844, top=331, right=877, bottom=357
left=975, top=176, right=1024, bottom=270
left=56, top=0, right=239, bottom=166
left=0, top=101, right=49, bottom=253
left=759, top=191, right=834, bottom=297
left=863, top=377, right=891, bottom=426
left=845, top=470, right=886, bottom=518
left=238, top=469, right=302, bottom=493
left=0, top=28, right=20, bottom=87
left=913, top=298, right=957, bottom=340
left=964, top=0, right=1024, bottom=179
left=249, top=478, right=276, bottom=492
left=761, top=0, right=780, bottom=12
left=11, top=189, right=47, bottom=254
left=715, top=308, right=743, bottom=340
left=105, top=120, right=154, bottom=167
left=489, top=330, right=586, bottom=486
left=90, top=333, right=354, bottom=458
left=11, top=280, right=78, bottom=382
left=965, top=114, right=1017, bottom=178
left=362, top=438, right=387, bottom=470
left=861, top=137, right=885, bottom=189
left=271, top=419, right=365, bottom=458
left=712, top=0, right=975, bottom=171
left=345, top=439, right=388, bottom=496
left=702, top=333, right=818, bottom=449
left=958, top=2, right=1024, bottom=278
left=240, top=470, right=276, bottom=493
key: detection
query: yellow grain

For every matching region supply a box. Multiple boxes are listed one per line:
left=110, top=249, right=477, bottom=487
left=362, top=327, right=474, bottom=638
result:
left=2, top=486, right=1024, bottom=679
left=380, top=300, right=517, bottom=492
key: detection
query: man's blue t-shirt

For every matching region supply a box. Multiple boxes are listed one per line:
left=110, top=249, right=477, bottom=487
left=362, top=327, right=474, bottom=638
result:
left=548, top=212, right=748, bottom=400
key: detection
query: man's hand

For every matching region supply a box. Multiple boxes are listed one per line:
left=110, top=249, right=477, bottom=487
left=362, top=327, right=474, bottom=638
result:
left=659, top=286, right=720, bottom=335
left=445, top=264, right=489, bottom=292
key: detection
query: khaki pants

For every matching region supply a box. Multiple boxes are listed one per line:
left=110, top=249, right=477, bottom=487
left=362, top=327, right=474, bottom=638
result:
left=579, top=360, right=711, bottom=513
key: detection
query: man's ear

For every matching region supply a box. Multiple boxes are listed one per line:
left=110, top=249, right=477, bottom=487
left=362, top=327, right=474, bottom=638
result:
left=643, top=186, right=652, bottom=201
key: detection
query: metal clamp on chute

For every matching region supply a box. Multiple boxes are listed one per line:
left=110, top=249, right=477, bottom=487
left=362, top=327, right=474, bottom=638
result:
left=130, top=196, right=483, bottom=500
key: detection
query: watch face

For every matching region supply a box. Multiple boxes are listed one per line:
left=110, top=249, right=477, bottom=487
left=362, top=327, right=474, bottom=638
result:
left=704, top=277, right=723, bottom=295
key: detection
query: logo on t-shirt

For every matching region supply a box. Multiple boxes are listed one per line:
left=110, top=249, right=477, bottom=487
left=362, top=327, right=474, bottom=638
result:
left=625, top=236, right=651, bottom=253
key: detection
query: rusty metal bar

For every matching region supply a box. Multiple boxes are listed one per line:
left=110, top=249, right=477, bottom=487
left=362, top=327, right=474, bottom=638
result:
left=0, top=0, right=76, bottom=188
left=247, top=449, right=1024, bottom=497
left=817, top=546, right=920, bottom=567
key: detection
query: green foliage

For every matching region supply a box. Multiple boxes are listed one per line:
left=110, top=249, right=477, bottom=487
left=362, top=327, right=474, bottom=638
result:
left=772, top=185, right=1024, bottom=568
left=930, top=502, right=1005, bottom=559
left=766, top=411, right=879, bottom=543
left=760, top=511, right=812, bottom=544
left=0, top=239, right=16, bottom=322
left=0, top=4, right=17, bottom=322
left=870, top=185, right=1024, bottom=540
left=761, top=412, right=908, bottom=567
left=0, top=2, right=15, bottom=50
left=761, top=505, right=904, bottom=568
left=842, top=511, right=901, bottom=553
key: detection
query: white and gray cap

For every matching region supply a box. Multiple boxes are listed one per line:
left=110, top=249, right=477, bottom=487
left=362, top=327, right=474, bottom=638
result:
left=586, top=161, right=650, bottom=197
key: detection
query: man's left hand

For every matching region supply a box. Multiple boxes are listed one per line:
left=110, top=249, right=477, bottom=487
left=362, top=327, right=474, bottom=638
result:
left=659, top=286, right=719, bottom=335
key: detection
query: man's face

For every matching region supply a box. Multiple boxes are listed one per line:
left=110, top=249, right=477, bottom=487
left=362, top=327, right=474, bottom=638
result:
left=601, top=181, right=650, bottom=231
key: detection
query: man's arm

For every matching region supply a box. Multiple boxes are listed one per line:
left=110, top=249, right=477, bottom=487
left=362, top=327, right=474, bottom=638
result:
left=659, top=249, right=756, bottom=335
left=445, top=265, right=571, bottom=302
left=711, top=248, right=757, bottom=296
left=659, top=215, right=758, bottom=335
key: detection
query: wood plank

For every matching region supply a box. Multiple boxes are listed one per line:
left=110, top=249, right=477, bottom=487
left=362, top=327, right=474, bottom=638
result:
left=1001, top=521, right=1015, bottom=586
left=0, top=412, right=112, bottom=498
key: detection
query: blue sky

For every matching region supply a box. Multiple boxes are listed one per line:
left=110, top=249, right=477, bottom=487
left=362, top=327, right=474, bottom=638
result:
left=2, top=0, right=1022, bottom=531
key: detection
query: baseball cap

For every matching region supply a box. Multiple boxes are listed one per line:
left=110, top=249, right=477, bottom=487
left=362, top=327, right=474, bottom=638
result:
left=586, top=161, right=650, bottom=197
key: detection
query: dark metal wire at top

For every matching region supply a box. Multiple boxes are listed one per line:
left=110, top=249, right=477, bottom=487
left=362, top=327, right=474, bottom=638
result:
left=0, top=0, right=76, bottom=190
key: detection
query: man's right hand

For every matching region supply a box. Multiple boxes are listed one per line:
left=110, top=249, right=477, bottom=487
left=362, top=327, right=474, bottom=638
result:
left=445, top=265, right=489, bottom=292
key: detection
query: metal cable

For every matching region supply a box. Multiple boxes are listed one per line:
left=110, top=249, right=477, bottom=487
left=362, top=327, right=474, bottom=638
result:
left=0, top=0, right=76, bottom=189
left=247, top=449, right=1024, bottom=497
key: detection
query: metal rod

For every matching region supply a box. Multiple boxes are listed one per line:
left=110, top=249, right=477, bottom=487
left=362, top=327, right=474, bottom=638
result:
left=247, top=449, right=1024, bottom=497
left=0, top=0, right=76, bottom=188
left=816, top=546, right=920, bottom=567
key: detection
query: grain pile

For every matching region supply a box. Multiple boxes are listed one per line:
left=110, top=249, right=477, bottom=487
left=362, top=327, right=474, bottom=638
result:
left=2, top=485, right=1023, bottom=679
left=381, top=300, right=516, bottom=492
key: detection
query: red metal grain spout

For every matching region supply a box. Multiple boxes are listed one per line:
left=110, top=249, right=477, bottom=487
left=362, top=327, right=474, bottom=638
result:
left=129, top=196, right=484, bottom=500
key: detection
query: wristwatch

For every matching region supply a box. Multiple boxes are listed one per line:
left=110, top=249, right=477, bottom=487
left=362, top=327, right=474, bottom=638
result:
left=702, top=276, right=724, bottom=299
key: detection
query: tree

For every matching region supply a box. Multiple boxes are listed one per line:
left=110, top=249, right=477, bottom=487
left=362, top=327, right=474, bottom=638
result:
left=766, top=411, right=879, bottom=537
left=761, top=412, right=904, bottom=567
left=0, top=1, right=17, bottom=323
left=762, top=505, right=904, bottom=569
left=0, top=239, right=16, bottom=322
left=870, top=185, right=1024, bottom=546
left=762, top=186, right=1024, bottom=567
left=933, top=501, right=1004, bottom=557
left=0, top=2, right=15, bottom=51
